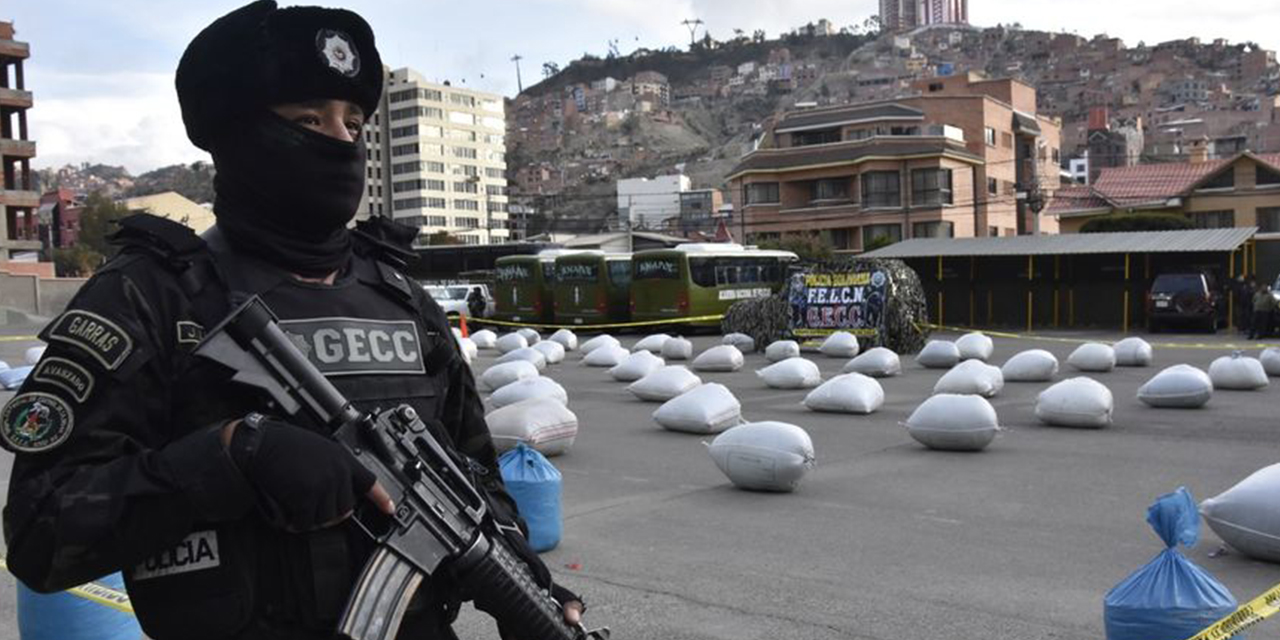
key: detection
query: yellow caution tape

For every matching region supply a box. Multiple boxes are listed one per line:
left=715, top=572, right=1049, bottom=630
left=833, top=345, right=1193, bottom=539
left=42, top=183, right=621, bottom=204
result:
left=467, top=314, right=725, bottom=331
left=915, top=322, right=1280, bottom=351
left=0, top=335, right=38, bottom=342
left=1185, top=581, right=1280, bottom=640
left=0, top=558, right=135, bottom=614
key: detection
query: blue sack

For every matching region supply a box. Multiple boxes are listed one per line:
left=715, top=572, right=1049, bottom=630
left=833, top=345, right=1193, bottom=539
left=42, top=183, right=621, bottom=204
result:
left=1104, top=487, right=1241, bottom=640
left=500, top=443, right=563, bottom=553
left=18, top=571, right=142, bottom=640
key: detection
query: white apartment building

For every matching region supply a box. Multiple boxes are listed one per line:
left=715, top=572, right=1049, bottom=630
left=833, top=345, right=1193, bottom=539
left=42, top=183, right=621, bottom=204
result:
left=617, top=174, right=691, bottom=229
left=362, top=68, right=509, bottom=245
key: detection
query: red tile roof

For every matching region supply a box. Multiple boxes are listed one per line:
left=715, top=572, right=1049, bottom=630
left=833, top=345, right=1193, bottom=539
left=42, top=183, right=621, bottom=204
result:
left=1053, top=152, right=1280, bottom=215
left=1045, top=185, right=1110, bottom=216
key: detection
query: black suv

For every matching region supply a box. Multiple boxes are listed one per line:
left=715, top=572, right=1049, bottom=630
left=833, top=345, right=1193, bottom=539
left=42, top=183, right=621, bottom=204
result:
left=1146, top=272, right=1220, bottom=333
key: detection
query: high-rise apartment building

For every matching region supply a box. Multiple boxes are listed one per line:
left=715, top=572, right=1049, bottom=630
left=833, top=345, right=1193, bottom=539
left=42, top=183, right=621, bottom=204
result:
left=880, top=0, right=967, bottom=32
left=362, top=68, right=508, bottom=245
left=0, top=21, right=40, bottom=260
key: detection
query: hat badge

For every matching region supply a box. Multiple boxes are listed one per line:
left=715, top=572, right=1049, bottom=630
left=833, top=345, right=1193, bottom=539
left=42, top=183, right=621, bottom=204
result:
left=316, top=29, right=360, bottom=77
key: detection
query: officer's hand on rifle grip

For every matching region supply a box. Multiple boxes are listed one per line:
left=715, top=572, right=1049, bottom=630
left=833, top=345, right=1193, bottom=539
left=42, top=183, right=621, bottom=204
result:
left=222, top=413, right=392, bottom=531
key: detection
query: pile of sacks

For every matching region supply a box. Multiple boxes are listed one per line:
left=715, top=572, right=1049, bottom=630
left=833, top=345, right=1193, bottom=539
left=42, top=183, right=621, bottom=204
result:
left=478, top=329, right=581, bottom=457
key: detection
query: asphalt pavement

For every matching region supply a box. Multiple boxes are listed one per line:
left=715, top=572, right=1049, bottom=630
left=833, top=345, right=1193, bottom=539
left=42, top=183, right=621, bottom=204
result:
left=1, top=320, right=1280, bottom=639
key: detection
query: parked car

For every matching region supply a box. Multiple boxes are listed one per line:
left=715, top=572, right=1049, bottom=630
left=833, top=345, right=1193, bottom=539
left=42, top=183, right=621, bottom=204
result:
left=424, top=283, right=493, bottom=318
left=1146, top=272, right=1219, bottom=333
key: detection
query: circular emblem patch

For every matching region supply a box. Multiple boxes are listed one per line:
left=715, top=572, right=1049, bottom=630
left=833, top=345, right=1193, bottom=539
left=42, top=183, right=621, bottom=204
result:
left=1, top=392, right=74, bottom=453
left=316, top=29, right=360, bottom=78
left=871, top=271, right=887, bottom=288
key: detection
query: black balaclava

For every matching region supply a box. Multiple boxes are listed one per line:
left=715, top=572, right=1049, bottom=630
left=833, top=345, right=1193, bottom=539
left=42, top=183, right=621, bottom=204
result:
left=210, top=112, right=365, bottom=277
left=175, top=1, right=385, bottom=277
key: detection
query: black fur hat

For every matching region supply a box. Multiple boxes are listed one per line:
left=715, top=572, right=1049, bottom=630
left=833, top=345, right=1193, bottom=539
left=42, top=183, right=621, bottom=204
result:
left=175, top=0, right=383, bottom=150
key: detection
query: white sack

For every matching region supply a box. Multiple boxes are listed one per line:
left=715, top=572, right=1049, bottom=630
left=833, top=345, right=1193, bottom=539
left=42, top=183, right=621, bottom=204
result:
left=905, top=394, right=999, bottom=452
left=933, top=360, right=1004, bottom=398
left=803, top=373, right=884, bottom=414
left=707, top=421, right=815, bottom=492
left=485, top=397, right=577, bottom=457
left=1138, top=364, right=1213, bottom=408
left=516, top=328, right=541, bottom=344
left=580, top=334, right=620, bottom=354
left=652, top=383, right=742, bottom=434
left=842, top=347, right=902, bottom=377
left=495, top=333, right=529, bottom=354
left=916, top=340, right=960, bottom=369
left=765, top=340, right=801, bottom=363
left=480, top=360, right=540, bottom=392
left=723, top=333, right=756, bottom=353
left=819, top=332, right=860, bottom=358
left=692, top=345, right=745, bottom=372
left=24, top=346, right=46, bottom=364
left=490, top=376, right=569, bottom=408
left=530, top=340, right=566, bottom=365
left=1208, top=353, right=1269, bottom=390
left=549, top=329, right=578, bottom=351
left=1067, top=342, right=1116, bottom=372
left=609, top=351, right=665, bottom=382
left=1113, top=337, right=1153, bottom=367
left=1034, top=377, right=1113, bottom=428
left=1261, top=347, right=1280, bottom=377
left=456, top=337, right=477, bottom=364
left=955, top=332, right=994, bottom=362
left=1001, top=349, right=1059, bottom=382
left=756, top=358, right=822, bottom=389
left=495, top=347, right=547, bottom=372
left=628, top=366, right=702, bottom=402
left=1200, top=463, right=1280, bottom=563
left=471, top=329, right=498, bottom=349
left=582, top=344, right=629, bottom=367
left=632, top=333, right=671, bottom=353
left=661, top=337, right=693, bottom=360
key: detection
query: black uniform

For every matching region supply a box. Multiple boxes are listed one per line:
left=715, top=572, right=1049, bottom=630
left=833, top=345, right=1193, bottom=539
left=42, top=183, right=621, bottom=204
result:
left=1, top=222, right=550, bottom=639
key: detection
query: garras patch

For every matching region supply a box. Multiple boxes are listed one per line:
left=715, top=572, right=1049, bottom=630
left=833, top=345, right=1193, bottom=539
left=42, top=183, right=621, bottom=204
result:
left=278, top=317, right=424, bottom=376
left=44, top=310, right=133, bottom=370
left=1, top=392, right=74, bottom=453
left=31, top=357, right=95, bottom=403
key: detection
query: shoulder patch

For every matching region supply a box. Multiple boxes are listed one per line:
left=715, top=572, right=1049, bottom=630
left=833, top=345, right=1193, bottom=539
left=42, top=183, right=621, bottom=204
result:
left=31, top=357, right=96, bottom=403
left=44, top=310, right=134, bottom=370
left=1, top=392, right=75, bottom=453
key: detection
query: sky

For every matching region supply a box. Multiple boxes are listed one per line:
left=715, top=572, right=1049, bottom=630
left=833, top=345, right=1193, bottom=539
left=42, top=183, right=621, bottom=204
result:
left=5, top=0, right=1279, bottom=174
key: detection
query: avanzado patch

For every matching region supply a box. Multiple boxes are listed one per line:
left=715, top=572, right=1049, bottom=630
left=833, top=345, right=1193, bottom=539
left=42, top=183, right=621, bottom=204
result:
left=31, top=357, right=95, bottom=403
left=1, top=392, right=74, bottom=453
left=45, top=310, right=133, bottom=370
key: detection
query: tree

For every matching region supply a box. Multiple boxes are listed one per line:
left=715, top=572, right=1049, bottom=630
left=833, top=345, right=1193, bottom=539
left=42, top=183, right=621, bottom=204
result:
left=863, top=234, right=897, bottom=252
left=753, top=233, right=833, bottom=262
left=542, top=62, right=560, bottom=78
left=424, top=230, right=465, bottom=246
left=1079, top=212, right=1194, bottom=233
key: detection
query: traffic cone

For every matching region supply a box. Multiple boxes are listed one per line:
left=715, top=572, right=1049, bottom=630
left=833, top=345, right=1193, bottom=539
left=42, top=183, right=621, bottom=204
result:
left=459, top=314, right=469, bottom=338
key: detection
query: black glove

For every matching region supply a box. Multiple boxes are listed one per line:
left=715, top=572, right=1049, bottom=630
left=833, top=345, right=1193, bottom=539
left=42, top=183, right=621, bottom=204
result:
left=228, top=413, right=376, bottom=531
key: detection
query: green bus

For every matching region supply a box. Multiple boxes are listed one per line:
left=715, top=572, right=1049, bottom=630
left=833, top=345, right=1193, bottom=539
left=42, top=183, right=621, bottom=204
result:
left=493, top=252, right=560, bottom=323
left=553, top=252, right=632, bottom=326
left=630, top=244, right=799, bottom=327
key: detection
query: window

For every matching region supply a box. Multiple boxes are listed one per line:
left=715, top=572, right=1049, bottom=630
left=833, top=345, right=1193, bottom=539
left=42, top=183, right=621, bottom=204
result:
left=486, top=184, right=507, bottom=196
left=811, top=178, right=849, bottom=201
left=988, top=226, right=1000, bottom=237
left=912, top=221, right=954, bottom=238
left=421, top=144, right=446, bottom=156
left=860, top=171, right=901, bottom=208
left=485, top=167, right=505, bottom=179
left=425, top=161, right=445, bottom=173
left=984, top=127, right=996, bottom=146
left=911, top=169, right=953, bottom=206
left=558, top=261, right=599, bottom=282
left=453, top=146, right=478, bottom=159
left=1051, top=148, right=1061, bottom=164
left=393, top=197, right=423, bottom=211
left=391, top=124, right=418, bottom=138
left=449, top=112, right=476, bottom=125
left=928, top=82, right=944, bottom=92
left=1257, top=207, right=1280, bottom=232
left=389, top=107, right=418, bottom=120
left=392, top=161, right=421, bottom=175
left=987, top=177, right=998, bottom=195
left=450, top=93, right=476, bottom=107
left=456, top=217, right=480, bottom=229
left=454, top=180, right=479, bottom=194
left=848, top=128, right=872, bottom=141
left=1191, top=210, right=1234, bottom=228
left=608, top=261, right=631, bottom=286
left=1198, top=170, right=1235, bottom=190
left=889, top=125, right=920, bottom=136
left=425, top=215, right=448, bottom=226
left=745, top=182, right=780, bottom=205
left=487, top=150, right=506, bottom=163
left=391, top=143, right=419, bottom=157
left=831, top=228, right=856, bottom=250
left=423, top=107, right=444, bottom=119
left=448, top=129, right=477, bottom=141
left=454, top=199, right=480, bottom=211
left=487, top=201, right=508, bottom=213
left=486, top=134, right=505, bottom=145
left=792, top=128, right=841, bottom=146
left=421, top=89, right=443, bottom=102
left=425, top=179, right=446, bottom=191
left=453, top=165, right=479, bottom=177
left=390, top=89, right=416, bottom=103
left=863, top=224, right=902, bottom=245
left=393, top=179, right=426, bottom=193
left=1258, top=165, right=1280, bottom=187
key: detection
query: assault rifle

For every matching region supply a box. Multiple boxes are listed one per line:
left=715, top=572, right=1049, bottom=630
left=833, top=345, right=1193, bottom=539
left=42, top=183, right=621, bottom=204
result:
left=195, top=296, right=609, bottom=640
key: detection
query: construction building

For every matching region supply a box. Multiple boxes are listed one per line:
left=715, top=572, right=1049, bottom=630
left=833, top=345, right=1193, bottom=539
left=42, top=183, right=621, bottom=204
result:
left=880, top=0, right=968, bottom=33
left=362, top=68, right=509, bottom=245
left=0, top=21, right=39, bottom=261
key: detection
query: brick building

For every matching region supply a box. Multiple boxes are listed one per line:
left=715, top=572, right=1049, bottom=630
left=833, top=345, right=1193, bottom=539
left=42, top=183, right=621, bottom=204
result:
left=727, top=73, right=1062, bottom=252
left=0, top=21, right=40, bottom=260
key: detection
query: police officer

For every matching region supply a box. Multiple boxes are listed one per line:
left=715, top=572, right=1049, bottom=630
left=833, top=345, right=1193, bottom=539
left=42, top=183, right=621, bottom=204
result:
left=2, top=2, right=587, bottom=638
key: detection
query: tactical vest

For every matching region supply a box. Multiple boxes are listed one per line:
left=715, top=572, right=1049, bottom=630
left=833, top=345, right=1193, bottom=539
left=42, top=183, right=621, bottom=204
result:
left=109, top=215, right=459, bottom=640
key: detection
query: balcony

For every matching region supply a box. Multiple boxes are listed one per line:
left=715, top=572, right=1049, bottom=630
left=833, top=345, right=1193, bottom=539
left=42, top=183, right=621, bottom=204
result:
left=0, top=87, right=33, bottom=109
left=0, top=39, right=29, bottom=60
left=0, top=188, right=39, bottom=208
left=0, top=138, right=35, bottom=158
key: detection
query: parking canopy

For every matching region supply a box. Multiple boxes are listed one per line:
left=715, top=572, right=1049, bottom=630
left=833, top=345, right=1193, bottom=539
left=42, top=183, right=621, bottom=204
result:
left=863, top=227, right=1257, bottom=259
